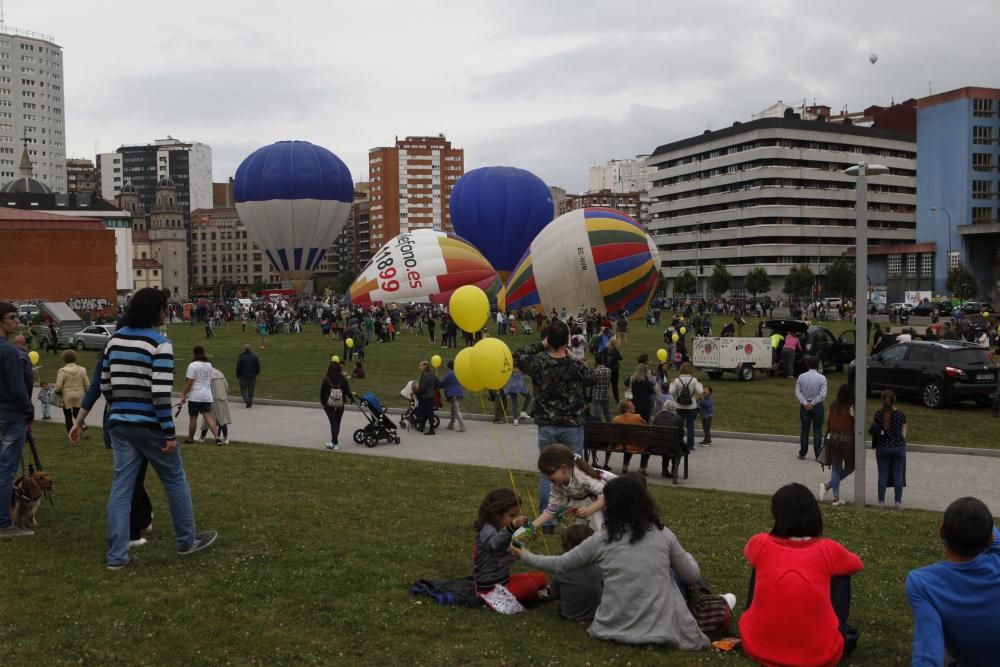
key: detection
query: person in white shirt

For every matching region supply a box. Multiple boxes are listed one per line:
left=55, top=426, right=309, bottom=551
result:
left=795, top=357, right=828, bottom=460
left=179, top=345, right=221, bottom=444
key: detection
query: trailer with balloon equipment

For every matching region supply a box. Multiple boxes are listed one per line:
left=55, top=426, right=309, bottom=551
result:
left=692, top=337, right=773, bottom=382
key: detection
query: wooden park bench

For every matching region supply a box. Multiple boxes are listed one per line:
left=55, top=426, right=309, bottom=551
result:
left=583, top=422, right=689, bottom=483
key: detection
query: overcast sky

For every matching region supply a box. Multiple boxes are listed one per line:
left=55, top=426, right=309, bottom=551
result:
left=15, top=0, right=1000, bottom=192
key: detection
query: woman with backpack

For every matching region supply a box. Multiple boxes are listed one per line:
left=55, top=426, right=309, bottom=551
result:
left=320, top=360, right=353, bottom=451
left=668, top=362, right=702, bottom=453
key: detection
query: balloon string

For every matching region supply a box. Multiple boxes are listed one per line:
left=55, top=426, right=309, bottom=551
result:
left=480, top=389, right=551, bottom=555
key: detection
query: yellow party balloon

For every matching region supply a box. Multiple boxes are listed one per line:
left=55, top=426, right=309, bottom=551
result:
left=28, top=350, right=39, bottom=365
left=983, top=312, right=990, bottom=318
left=454, top=347, right=485, bottom=392
left=431, top=354, right=442, bottom=368
left=331, top=355, right=340, bottom=363
left=449, top=285, right=490, bottom=333
left=656, top=348, right=668, bottom=362
left=679, top=316, right=685, bottom=321
left=671, top=333, right=680, bottom=343
left=679, top=326, right=687, bottom=335
left=471, top=337, right=514, bottom=390
left=345, top=337, right=354, bottom=348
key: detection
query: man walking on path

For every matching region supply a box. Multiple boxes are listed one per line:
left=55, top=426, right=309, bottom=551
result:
left=514, top=319, right=595, bottom=515
left=0, top=303, right=34, bottom=538
left=101, top=288, right=217, bottom=570
left=795, top=356, right=827, bottom=460
left=236, top=344, right=261, bottom=408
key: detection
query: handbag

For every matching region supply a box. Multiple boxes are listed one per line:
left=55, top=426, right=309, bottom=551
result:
left=687, top=584, right=732, bottom=636
left=51, top=389, right=64, bottom=409
left=816, top=433, right=833, bottom=466
left=868, top=421, right=881, bottom=449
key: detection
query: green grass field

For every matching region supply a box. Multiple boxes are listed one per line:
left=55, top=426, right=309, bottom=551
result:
left=0, top=421, right=957, bottom=665
left=26, top=315, right=998, bottom=449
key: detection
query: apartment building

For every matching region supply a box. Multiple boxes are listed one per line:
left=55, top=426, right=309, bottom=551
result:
left=367, top=135, right=463, bottom=253
left=0, top=26, right=65, bottom=191
left=646, top=113, right=917, bottom=297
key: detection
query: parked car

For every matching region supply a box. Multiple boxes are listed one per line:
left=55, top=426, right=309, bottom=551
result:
left=17, top=303, right=40, bottom=320
left=823, top=298, right=843, bottom=309
left=848, top=340, right=997, bottom=409
left=909, top=302, right=952, bottom=317
left=762, top=319, right=856, bottom=374
left=962, top=301, right=996, bottom=315
left=888, top=302, right=912, bottom=312
left=69, top=324, right=116, bottom=351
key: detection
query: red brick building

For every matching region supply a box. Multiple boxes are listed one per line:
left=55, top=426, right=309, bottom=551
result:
left=558, top=189, right=642, bottom=220
left=367, top=135, right=464, bottom=254
left=0, top=209, right=117, bottom=306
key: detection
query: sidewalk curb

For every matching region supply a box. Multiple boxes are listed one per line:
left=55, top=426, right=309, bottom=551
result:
left=212, top=396, right=1000, bottom=459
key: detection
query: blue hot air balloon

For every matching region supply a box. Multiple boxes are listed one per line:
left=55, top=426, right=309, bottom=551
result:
left=233, top=140, right=353, bottom=292
left=449, top=166, right=554, bottom=281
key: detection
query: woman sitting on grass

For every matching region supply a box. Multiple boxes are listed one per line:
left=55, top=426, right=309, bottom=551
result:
left=740, top=483, right=864, bottom=667
left=512, top=476, right=710, bottom=650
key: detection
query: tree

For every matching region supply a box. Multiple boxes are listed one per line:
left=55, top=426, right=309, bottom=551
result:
left=946, top=264, right=979, bottom=301
left=825, top=255, right=855, bottom=299
left=251, top=278, right=266, bottom=296
left=673, top=271, right=697, bottom=296
left=708, top=262, right=731, bottom=298
left=783, top=265, right=815, bottom=300
left=744, top=266, right=771, bottom=298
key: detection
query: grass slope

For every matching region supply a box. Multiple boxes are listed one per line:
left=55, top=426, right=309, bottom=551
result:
left=0, top=421, right=962, bottom=665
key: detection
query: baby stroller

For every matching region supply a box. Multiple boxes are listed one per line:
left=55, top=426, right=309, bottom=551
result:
left=353, top=392, right=401, bottom=447
left=398, top=380, right=440, bottom=432
left=521, top=320, right=533, bottom=335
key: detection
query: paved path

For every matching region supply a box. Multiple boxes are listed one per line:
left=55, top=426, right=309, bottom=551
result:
left=48, top=393, right=1000, bottom=513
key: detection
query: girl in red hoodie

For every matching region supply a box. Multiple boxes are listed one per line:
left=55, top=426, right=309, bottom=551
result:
left=740, top=483, right=864, bottom=667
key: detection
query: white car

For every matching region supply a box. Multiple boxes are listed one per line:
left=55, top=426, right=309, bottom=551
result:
left=887, top=302, right=912, bottom=311
left=17, top=304, right=40, bottom=320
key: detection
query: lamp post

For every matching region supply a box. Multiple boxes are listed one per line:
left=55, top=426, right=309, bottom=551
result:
left=844, top=162, right=889, bottom=508
left=930, top=206, right=952, bottom=269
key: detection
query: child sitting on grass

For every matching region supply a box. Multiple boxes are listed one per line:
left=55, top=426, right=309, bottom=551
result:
left=551, top=524, right=602, bottom=622
left=473, top=488, right=548, bottom=602
left=533, top=444, right=613, bottom=531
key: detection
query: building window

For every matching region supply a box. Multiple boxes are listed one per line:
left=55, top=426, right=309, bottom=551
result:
left=906, top=254, right=917, bottom=278
left=973, top=153, right=993, bottom=172
left=921, top=253, right=933, bottom=276
left=973, top=180, right=993, bottom=199
left=972, top=206, right=993, bottom=222
left=973, top=98, right=994, bottom=117
left=973, top=125, right=994, bottom=145
left=887, top=254, right=902, bottom=276
left=949, top=251, right=961, bottom=270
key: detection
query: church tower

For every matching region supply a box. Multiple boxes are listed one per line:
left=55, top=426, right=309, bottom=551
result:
left=148, top=176, right=188, bottom=298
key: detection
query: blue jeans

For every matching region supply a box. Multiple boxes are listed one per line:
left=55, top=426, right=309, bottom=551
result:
left=800, top=403, right=825, bottom=458
left=0, top=418, right=27, bottom=528
left=828, top=460, right=843, bottom=497
left=876, top=446, right=906, bottom=503
left=324, top=406, right=344, bottom=445
left=592, top=398, right=611, bottom=422
left=537, top=425, right=584, bottom=513
left=107, top=424, right=196, bottom=566
left=678, top=409, right=697, bottom=452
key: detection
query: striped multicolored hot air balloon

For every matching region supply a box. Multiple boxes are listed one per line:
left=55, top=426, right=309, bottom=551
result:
left=347, top=229, right=501, bottom=307
left=499, top=208, right=661, bottom=318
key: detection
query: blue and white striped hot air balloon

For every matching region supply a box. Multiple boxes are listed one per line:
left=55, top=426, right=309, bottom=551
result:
left=233, top=140, right=353, bottom=292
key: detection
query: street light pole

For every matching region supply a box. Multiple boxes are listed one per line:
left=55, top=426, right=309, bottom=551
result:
left=845, top=162, right=889, bottom=508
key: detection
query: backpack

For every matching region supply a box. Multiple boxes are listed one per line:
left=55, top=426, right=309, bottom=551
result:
left=326, top=379, right=344, bottom=409
left=687, top=585, right=732, bottom=637
left=676, top=378, right=694, bottom=405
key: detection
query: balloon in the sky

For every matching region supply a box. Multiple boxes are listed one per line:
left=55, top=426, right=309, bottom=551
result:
left=233, top=140, right=353, bottom=293
left=499, top=208, right=660, bottom=319
left=869, top=53, right=878, bottom=65
left=449, top=166, right=554, bottom=280
left=347, top=229, right=501, bottom=307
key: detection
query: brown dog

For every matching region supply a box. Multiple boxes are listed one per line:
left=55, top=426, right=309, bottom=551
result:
left=11, top=471, right=54, bottom=528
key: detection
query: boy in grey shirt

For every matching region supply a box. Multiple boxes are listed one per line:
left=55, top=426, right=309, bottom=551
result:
left=552, top=524, right=602, bottom=621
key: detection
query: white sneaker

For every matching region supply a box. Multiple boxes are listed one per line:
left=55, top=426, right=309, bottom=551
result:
left=220, top=439, right=229, bottom=445
left=324, top=441, right=335, bottom=449
left=722, top=593, right=737, bottom=610
left=513, top=419, right=519, bottom=426
left=519, top=412, right=529, bottom=420
left=193, top=435, right=205, bottom=443
left=818, top=482, right=829, bottom=501
left=128, top=537, right=148, bottom=548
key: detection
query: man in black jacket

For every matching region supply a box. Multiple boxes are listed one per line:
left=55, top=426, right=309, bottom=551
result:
left=235, top=344, right=261, bottom=408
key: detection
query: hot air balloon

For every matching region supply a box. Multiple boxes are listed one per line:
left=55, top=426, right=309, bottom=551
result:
left=233, top=140, right=354, bottom=293
left=499, top=207, right=660, bottom=319
left=347, top=229, right=502, bottom=307
left=869, top=53, right=878, bottom=65
left=449, top=166, right=554, bottom=281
